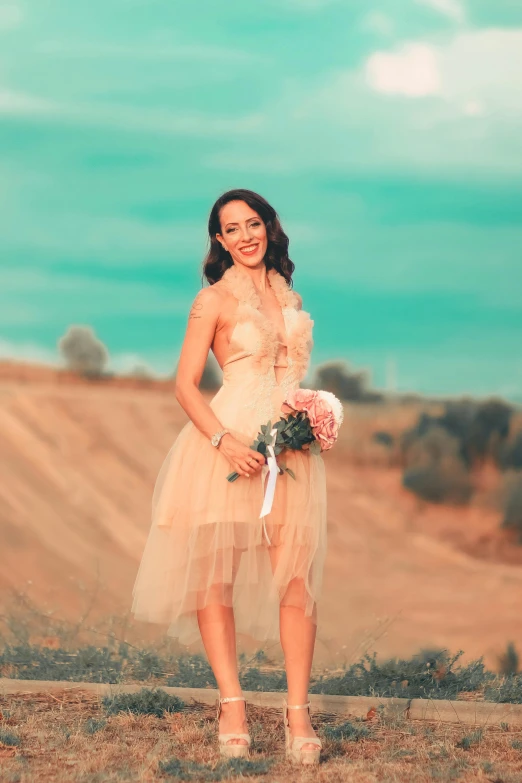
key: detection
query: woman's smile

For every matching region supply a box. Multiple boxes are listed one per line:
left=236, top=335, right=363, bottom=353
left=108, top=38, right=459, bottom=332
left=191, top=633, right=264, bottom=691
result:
left=239, top=243, right=259, bottom=256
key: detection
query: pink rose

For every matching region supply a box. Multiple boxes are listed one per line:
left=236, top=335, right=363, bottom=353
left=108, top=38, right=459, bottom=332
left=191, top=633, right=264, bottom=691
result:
left=313, top=416, right=338, bottom=451
left=282, top=388, right=342, bottom=452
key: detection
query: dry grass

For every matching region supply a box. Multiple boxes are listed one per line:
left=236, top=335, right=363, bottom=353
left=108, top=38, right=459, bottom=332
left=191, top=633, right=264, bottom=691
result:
left=1, top=689, right=522, bottom=782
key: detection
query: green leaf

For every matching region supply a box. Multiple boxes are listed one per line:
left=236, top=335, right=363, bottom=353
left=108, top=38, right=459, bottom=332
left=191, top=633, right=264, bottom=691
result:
left=309, top=440, right=321, bottom=455
left=285, top=467, right=296, bottom=480
left=227, top=471, right=240, bottom=482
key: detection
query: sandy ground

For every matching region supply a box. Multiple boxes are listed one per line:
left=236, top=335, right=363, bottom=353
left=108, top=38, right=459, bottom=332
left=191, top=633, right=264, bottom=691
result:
left=0, top=363, right=521, bottom=670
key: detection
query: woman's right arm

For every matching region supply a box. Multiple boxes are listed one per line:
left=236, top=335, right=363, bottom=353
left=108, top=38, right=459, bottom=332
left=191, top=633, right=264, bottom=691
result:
left=174, top=287, right=265, bottom=478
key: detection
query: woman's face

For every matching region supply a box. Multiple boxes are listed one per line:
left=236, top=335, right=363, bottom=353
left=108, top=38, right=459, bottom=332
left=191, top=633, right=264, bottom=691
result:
left=216, top=200, right=268, bottom=269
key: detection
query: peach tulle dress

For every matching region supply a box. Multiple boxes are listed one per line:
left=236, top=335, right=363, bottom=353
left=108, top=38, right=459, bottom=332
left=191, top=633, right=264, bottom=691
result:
left=131, top=264, right=327, bottom=645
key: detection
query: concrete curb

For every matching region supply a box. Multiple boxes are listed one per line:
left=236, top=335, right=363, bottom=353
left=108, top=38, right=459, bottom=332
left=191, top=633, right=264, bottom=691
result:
left=1, top=679, right=521, bottom=727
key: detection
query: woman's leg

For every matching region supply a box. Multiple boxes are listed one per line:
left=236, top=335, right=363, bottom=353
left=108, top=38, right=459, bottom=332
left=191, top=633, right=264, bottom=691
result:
left=271, top=546, right=319, bottom=749
left=197, top=580, right=248, bottom=745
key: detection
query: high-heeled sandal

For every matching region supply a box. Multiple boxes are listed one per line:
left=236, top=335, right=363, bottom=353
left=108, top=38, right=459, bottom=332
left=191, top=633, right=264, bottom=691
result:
left=283, top=700, right=322, bottom=765
left=216, top=695, right=251, bottom=759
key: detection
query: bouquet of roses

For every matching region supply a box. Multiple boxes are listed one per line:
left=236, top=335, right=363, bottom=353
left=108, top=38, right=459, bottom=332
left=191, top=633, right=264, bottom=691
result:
left=226, top=388, right=344, bottom=484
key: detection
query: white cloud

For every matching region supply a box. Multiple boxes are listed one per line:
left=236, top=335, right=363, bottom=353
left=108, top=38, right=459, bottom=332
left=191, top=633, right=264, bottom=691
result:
left=0, top=89, right=50, bottom=114
left=415, top=0, right=465, bottom=23
left=365, top=42, right=441, bottom=97
left=0, top=82, right=264, bottom=136
left=364, top=28, right=522, bottom=113
left=0, top=2, right=23, bottom=30
left=362, top=11, right=395, bottom=37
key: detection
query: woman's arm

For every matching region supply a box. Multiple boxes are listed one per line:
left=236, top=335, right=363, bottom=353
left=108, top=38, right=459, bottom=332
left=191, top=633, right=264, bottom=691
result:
left=174, top=286, right=265, bottom=477
left=174, top=287, right=226, bottom=440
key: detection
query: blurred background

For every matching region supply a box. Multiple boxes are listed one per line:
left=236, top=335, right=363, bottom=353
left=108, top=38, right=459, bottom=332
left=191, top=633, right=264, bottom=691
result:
left=1, top=0, right=522, bottom=676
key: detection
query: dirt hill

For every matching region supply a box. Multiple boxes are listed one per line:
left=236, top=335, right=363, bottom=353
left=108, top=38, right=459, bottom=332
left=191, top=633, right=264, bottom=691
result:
left=1, top=361, right=521, bottom=670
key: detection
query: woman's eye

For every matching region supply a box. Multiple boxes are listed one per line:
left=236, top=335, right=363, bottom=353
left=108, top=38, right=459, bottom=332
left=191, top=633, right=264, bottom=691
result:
left=226, top=228, right=236, bottom=234
left=250, top=221, right=261, bottom=228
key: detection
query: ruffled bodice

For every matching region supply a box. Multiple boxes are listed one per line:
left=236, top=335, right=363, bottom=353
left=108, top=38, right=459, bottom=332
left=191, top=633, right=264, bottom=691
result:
left=212, top=264, right=314, bottom=425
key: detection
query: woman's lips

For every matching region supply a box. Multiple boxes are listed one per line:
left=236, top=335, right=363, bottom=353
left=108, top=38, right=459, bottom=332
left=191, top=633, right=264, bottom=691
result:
left=239, top=244, right=259, bottom=256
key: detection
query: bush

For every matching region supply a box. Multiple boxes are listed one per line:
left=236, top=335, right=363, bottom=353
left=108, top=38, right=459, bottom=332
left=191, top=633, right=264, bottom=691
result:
left=402, top=398, right=513, bottom=469
left=501, top=431, right=522, bottom=471
left=58, top=325, right=109, bottom=377
left=0, top=730, right=20, bottom=747
left=102, top=687, right=184, bottom=717
left=159, top=757, right=272, bottom=780
left=402, top=427, right=473, bottom=505
left=501, top=474, right=522, bottom=542
left=373, top=431, right=394, bottom=448
left=310, top=649, right=492, bottom=700
left=498, top=642, right=519, bottom=676
left=321, top=720, right=369, bottom=742
left=312, top=360, right=378, bottom=402
left=485, top=675, right=522, bottom=704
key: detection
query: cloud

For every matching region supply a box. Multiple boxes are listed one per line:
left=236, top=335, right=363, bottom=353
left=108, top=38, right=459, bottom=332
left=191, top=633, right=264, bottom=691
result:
left=362, top=11, right=395, bottom=37
left=365, top=42, right=441, bottom=97
left=364, top=28, right=522, bottom=113
left=0, top=2, right=23, bottom=30
left=415, top=0, right=465, bottom=23
left=0, top=82, right=264, bottom=136
left=0, top=89, right=50, bottom=114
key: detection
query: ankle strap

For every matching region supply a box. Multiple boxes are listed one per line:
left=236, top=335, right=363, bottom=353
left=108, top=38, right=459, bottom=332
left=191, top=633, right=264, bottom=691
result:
left=285, top=701, right=311, bottom=710
left=219, top=696, right=246, bottom=705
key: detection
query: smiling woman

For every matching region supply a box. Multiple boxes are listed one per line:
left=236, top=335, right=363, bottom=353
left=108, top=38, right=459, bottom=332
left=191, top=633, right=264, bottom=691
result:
left=131, top=189, right=326, bottom=764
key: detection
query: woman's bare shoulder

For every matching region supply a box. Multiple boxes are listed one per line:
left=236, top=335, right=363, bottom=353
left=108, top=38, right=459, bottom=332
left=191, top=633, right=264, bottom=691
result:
left=189, top=282, right=235, bottom=322
left=293, top=290, right=303, bottom=310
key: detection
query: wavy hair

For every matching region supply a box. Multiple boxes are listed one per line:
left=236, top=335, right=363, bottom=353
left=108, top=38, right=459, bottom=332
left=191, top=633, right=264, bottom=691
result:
left=202, top=189, right=295, bottom=286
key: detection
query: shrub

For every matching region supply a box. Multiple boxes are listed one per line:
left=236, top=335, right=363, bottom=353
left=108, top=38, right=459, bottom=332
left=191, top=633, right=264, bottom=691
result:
left=402, top=427, right=473, bottom=504
left=501, top=431, right=522, bottom=471
left=58, top=325, right=109, bottom=377
left=501, top=474, right=522, bottom=542
left=102, top=687, right=184, bottom=717
left=373, top=431, right=394, bottom=448
left=457, top=729, right=483, bottom=750
left=0, top=730, right=20, bottom=747
left=312, top=360, right=373, bottom=402
left=159, top=757, right=272, bottom=780
left=321, top=720, right=369, bottom=742
left=485, top=675, right=522, bottom=703
left=498, top=642, right=520, bottom=676
left=310, top=649, right=492, bottom=700
left=84, top=718, right=107, bottom=735
left=402, top=398, right=513, bottom=469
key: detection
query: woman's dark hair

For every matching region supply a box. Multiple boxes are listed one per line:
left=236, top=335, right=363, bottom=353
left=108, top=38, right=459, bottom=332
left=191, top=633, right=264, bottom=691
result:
left=202, top=189, right=295, bottom=286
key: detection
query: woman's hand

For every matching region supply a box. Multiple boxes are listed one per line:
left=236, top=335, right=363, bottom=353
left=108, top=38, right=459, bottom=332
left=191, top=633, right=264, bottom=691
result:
left=218, top=434, right=265, bottom=478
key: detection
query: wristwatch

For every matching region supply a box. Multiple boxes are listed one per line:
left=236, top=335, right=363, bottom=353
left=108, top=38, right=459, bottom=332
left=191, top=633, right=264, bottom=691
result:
left=211, top=428, right=230, bottom=448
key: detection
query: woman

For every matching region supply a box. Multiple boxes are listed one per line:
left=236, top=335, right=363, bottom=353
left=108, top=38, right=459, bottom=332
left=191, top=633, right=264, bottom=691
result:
left=132, top=189, right=327, bottom=765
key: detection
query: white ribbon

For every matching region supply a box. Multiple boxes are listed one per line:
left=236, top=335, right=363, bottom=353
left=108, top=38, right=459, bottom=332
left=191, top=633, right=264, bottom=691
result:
left=259, top=426, right=279, bottom=546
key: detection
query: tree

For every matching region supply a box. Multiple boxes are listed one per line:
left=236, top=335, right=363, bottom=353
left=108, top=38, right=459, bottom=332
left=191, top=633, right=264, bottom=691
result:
left=58, top=325, right=109, bottom=377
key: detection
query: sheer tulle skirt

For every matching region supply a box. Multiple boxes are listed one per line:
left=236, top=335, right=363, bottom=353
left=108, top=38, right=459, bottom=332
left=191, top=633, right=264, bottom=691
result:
left=131, top=374, right=327, bottom=645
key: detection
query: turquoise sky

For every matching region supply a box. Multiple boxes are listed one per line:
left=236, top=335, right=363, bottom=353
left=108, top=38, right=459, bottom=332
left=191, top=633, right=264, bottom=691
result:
left=1, top=0, right=521, bottom=399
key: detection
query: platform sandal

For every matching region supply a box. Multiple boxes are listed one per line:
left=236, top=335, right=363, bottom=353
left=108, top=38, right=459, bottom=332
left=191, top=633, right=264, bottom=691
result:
left=283, top=700, right=322, bottom=765
left=216, top=695, right=251, bottom=759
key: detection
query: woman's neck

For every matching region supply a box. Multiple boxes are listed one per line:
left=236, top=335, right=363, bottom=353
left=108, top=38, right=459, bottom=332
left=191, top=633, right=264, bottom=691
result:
left=234, top=262, right=268, bottom=294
